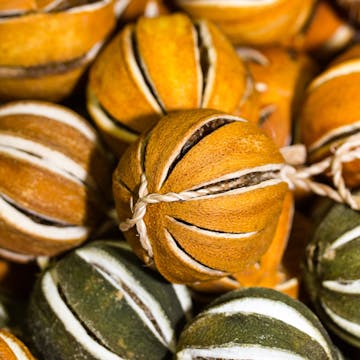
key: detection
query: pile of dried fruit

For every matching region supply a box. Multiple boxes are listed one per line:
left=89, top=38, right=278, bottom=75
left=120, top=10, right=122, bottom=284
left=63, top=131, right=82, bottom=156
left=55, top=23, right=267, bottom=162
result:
left=1, top=0, right=360, bottom=359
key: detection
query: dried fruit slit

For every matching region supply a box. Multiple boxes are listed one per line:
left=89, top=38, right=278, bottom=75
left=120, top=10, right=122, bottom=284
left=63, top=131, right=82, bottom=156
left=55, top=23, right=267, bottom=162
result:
left=194, top=170, right=280, bottom=195
left=194, top=23, right=210, bottom=104
left=131, top=30, right=166, bottom=114
left=310, top=126, right=360, bottom=153
left=163, top=118, right=235, bottom=185
left=56, top=282, right=113, bottom=350
left=92, top=262, right=168, bottom=344
left=1, top=194, right=72, bottom=228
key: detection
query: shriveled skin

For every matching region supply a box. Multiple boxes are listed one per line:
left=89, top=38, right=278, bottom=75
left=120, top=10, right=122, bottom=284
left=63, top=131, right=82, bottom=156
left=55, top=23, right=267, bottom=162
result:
left=0, top=101, right=112, bottom=258
left=177, top=0, right=315, bottom=46
left=289, top=0, right=354, bottom=56
left=299, top=52, right=360, bottom=188
left=114, top=109, right=288, bottom=284
left=88, top=13, right=257, bottom=156
left=190, top=192, right=297, bottom=297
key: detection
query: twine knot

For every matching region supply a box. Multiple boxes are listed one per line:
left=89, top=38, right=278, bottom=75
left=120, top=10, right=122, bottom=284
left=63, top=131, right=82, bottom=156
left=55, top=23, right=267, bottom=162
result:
left=119, top=136, right=360, bottom=261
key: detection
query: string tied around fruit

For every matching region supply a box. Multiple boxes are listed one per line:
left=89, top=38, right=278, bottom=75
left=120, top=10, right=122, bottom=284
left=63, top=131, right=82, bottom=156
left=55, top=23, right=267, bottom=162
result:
left=119, top=134, right=360, bottom=263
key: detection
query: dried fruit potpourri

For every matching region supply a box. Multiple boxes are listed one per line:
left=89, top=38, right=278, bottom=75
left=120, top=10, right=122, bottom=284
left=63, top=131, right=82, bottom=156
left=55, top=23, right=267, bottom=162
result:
left=114, top=109, right=290, bottom=284
left=304, top=195, right=360, bottom=348
left=190, top=193, right=298, bottom=298
left=176, top=287, right=342, bottom=359
left=87, top=13, right=257, bottom=156
left=0, top=0, right=118, bottom=101
left=176, top=0, right=315, bottom=46
left=0, top=101, right=112, bottom=261
left=27, top=240, right=192, bottom=360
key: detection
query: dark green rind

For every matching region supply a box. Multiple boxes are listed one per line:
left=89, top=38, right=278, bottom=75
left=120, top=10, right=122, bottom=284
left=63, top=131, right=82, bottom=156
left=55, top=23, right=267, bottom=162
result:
left=86, top=241, right=189, bottom=332
left=27, top=240, right=191, bottom=360
left=178, top=312, right=329, bottom=359
left=27, top=276, right=100, bottom=360
left=177, top=288, right=340, bottom=359
left=304, top=197, right=360, bottom=349
left=55, top=247, right=169, bottom=359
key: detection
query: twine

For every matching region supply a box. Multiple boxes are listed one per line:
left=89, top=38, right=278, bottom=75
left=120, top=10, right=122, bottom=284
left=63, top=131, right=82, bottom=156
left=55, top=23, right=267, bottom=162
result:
left=119, top=135, right=360, bottom=262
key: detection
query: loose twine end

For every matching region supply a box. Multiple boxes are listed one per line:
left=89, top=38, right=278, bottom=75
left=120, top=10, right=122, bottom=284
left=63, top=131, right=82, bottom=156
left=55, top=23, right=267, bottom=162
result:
left=119, top=135, right=360, bottom=261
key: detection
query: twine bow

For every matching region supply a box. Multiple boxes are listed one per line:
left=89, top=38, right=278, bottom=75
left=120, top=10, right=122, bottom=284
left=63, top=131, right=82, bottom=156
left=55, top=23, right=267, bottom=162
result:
left=119, top=135, right=360, bottom=262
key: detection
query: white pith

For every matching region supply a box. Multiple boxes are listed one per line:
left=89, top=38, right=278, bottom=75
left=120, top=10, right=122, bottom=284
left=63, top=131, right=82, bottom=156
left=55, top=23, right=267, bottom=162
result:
left=321, top=301, right=360, bottom=337
left=328, top=225, right=360, bottom=250
left=163, top=229, right=227, bottom=277
left=143, top=0, right=161, bottom=17
left=176, top=345, right=306, bottom=360
left=323, top=279, right=360, bottom=294
left=323, top=25, right=354, bottom=52
left=167, top=216, right=257, bottom=239
left=0, top=134, right=93, bottom=186
left=308, top=121, right=360, bottom=152
left=275, top=277, right=298, bottom=292
left=236, top=47, right=269, bottom=66
left=188, top=163, right=284, bottom=192
left=0, top=145, right=85, bottom=186
left=205, top=297, right=332, bottom=358
left=0, top=302, right=8, bottom=323
left=197, top=20, right=216, bottom=108
left=42, top=271, right=124, bottom=360
left=0, top=195, right=89, bottom=240
left=158, top=114, right=247, bottom=189
left=0, top=41, right=104, bottom=78
left=77, top=247, right=176, bottom=352
left=125, top=27, right=164, bottom=114
left=114, top=0, right=131, bottom=18
left=0, top=102, right=97, bottom=141
left=309, top=60, right=360, bottom=91
left=0, top=332, right=32, bottom=360
left=65, top=0, right=112, bottom=14
left=87, top=89, right=138, bottom=142
left=172, top=284, right=193, bottom=320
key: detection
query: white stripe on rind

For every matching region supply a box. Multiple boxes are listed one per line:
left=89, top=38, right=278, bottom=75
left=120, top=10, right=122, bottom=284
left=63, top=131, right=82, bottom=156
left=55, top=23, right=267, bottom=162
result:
left=176, top=345, right=306, bottom=360
left=198, top=20, right=216, bottom=108
left=42, top=271, right=124, bottom=360
left=308, top=122, right=360, bottom=152
left=0, top=332, right=32, bottom=360
left=321, top=301, right=360, bottom=337
left=168, top=216, right=257, bottom=239
left=76, top=247, right=176, bottom=352
left=310, top=60, right=360, bottom=91
left=125, top=27, right=164, bottom=114
left=163, top=229, right=227, bottom=277
left=87, top=89, right=138, bottom=143
left=328, top=225, right=360, bottom=251
left=0, top=196, right=89, bottom=241
left=0, top=102, right=97, bottom=141
left=205, top=298, right=332, bottom=358
left=0, top=145, right=84, bottom=185
left=0, top=135, right=90, bottom=184
left=172, top=284, right=192, bottom=320
left=188, top=163, right=284, bottom=191
left=185, top=178, right=284, bottom=201
left=323, top=280, right=360, bottom=294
